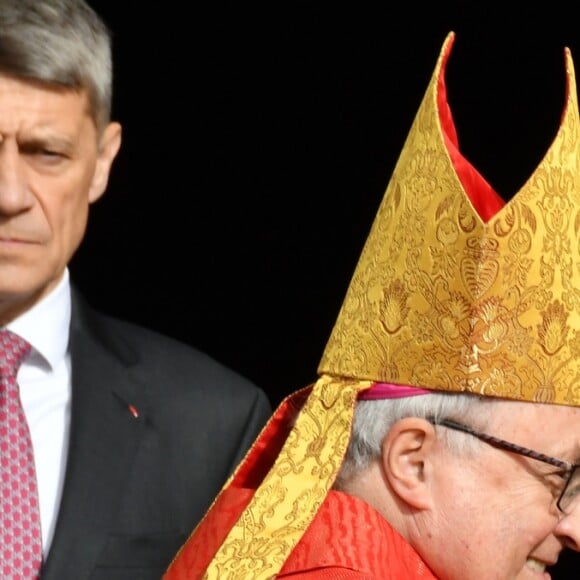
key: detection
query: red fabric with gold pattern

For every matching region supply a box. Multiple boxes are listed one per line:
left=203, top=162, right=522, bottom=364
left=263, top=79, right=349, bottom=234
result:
left=164, top=387, right=313, bottom=579
left=165, top=487, right=254, bottom=578
left=167, top=489, right=437, bottom=580
left=277, top=491, right=437, bottom=579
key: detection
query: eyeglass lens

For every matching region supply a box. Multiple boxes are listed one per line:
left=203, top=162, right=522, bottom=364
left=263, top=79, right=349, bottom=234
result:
left=560, top=466, right=580, bottom=513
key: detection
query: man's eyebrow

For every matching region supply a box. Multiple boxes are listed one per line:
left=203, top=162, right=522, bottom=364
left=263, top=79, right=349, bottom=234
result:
left=19, top=134, right=75, bottom=151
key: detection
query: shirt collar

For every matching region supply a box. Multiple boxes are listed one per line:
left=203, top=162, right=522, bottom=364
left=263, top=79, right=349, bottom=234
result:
left=6, top=269, right=71, bottom=371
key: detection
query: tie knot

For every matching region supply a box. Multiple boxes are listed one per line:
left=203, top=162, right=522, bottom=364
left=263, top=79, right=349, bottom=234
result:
left=0, top=329, right=31, bottom=378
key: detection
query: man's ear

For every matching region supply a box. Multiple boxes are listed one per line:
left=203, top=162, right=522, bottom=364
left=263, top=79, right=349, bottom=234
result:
left=89, top=121, right=122, bottom=204
left=381, top=417, right=438, bottom=510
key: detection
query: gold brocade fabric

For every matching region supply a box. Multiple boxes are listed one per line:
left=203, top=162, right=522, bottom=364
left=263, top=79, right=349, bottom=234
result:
left=320, top=32, right=580, bottom=406
left=204, top=376, right=372, bottom=579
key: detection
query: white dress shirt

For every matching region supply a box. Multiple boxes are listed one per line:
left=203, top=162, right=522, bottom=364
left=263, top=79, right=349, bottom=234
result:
left=6, top=269, right=72, bottom=558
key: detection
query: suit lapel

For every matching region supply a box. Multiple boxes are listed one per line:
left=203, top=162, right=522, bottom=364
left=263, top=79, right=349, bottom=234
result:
left=41, top=293, right=148, bottom=579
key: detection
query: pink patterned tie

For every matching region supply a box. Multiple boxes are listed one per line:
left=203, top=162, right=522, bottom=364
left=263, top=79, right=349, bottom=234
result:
left=0, top=329, right=42, bottom=579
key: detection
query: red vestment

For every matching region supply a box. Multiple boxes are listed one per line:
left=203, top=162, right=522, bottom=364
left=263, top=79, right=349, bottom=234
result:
left=165, top=489, right=437, bottom=579
left=277, top=491, right=437, bottom=578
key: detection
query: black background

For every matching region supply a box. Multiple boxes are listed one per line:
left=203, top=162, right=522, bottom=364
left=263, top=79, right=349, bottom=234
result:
left=73, top=2, right=580, bottom=576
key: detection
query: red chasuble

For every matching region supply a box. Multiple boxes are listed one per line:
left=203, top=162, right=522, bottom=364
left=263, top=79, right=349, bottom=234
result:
left=165, top=488, right=437, bottom=579
left=277, top=491, right=437, bottom=578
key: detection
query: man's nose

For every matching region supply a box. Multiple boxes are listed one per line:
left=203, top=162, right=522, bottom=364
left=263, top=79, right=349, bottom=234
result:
left=555, top=501, right=580, bottom=552
left=0, top=146, right=33, bottom=215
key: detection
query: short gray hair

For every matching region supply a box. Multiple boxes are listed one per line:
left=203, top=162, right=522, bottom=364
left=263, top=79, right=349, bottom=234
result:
left=0, top=0, right=113, bottom=131
left=335, top=392, right=496, bottom=488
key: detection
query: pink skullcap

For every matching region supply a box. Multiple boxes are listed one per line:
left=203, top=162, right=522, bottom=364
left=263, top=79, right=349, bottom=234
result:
left=358, top=382, right=434, bottom=400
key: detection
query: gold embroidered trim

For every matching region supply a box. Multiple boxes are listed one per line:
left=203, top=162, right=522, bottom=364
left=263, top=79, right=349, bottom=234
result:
left=205, top=376, right=372, bottom=579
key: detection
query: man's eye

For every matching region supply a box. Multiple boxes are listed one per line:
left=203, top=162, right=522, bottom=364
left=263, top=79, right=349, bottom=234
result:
left=564, top=471, right=580, bottom=497
left=20, top=144, right=67, bottom=159
left=37, top=148, right=65, bottom=158
left=566, top=481, right=580, bottom=497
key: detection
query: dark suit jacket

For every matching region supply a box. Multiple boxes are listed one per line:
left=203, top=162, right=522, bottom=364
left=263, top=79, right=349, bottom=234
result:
left=40, top=290, right=272, bottom=579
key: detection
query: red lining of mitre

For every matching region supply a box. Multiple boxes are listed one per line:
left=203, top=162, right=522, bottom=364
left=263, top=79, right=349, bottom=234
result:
left=438, top=35, right=505, bottom=221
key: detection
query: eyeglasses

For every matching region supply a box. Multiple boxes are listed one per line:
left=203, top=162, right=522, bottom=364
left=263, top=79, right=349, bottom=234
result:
left=427, top=417, right=580, bottom=514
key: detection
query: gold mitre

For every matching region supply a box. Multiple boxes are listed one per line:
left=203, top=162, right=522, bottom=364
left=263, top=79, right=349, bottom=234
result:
left=320, top=31, right=580, bottom=406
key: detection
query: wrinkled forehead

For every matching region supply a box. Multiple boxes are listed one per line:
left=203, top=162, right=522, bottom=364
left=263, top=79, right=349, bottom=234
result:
left=0, top=73, right=96, bottom=130
left=491, top=400, right=580, bottom=459
left=0, top=74, right=100, bottom=149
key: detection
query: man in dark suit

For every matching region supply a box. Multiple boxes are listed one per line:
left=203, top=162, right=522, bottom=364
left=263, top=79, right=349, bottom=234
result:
left=0, top=0, right=272, bottom=578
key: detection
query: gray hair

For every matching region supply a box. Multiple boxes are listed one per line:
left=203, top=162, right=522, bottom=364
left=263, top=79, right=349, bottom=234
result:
left=335, top=392, right=497, bottom=488
left=0, top=0, right=113, bottom=131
